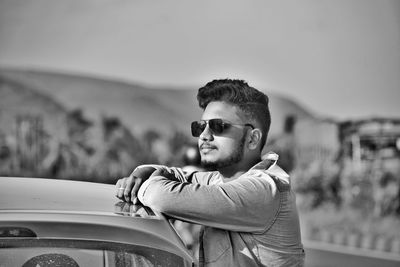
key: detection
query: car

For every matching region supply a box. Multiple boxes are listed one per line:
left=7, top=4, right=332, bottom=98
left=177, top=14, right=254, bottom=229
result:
left=0, top=177, right=195, bottom=267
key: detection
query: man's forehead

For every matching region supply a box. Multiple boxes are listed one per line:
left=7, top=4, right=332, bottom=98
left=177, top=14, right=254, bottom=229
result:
left=201, top=101, right=244, bottom=121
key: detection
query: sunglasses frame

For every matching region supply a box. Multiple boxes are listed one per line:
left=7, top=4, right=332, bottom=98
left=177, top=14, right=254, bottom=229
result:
left=191, top=119, right=254, bottom=137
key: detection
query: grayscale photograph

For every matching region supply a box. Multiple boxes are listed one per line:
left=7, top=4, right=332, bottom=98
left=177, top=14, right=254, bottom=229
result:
left=0, top=1, right=399, bottom=266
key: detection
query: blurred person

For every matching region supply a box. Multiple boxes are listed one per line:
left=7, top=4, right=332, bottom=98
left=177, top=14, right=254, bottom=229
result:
left=115, top=79, right=304, bottom=266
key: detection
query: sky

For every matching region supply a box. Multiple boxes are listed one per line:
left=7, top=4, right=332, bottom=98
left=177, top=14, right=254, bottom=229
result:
left=0, top=0, right=399, bottom=120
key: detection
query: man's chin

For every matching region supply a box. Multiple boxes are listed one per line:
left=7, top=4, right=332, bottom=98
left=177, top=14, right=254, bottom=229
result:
left=201, top=159, right=231, bottom=171
left=201, top=159, right=219, bottom=171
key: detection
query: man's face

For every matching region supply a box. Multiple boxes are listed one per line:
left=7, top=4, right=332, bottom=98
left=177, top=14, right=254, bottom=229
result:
left=197, top=101, right=249, bottom=170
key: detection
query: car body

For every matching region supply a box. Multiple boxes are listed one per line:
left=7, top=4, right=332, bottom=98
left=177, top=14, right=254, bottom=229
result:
left=0, top=177, right=194, bottom=267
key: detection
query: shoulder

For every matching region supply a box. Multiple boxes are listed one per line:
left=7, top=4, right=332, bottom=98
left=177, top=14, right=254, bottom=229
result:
left=242, top=166, right=291, bottom=193
left=251, top=152, right=291, bottom=186
left=238, top=169, right=279, bottom=192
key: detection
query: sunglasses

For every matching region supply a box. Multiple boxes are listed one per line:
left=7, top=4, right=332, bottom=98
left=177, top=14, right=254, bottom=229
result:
left=191, top=119, right=254, bottom=137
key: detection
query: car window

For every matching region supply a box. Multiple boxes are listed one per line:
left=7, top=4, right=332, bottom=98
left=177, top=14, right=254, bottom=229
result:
left=0, top=239, right=190, bottom=267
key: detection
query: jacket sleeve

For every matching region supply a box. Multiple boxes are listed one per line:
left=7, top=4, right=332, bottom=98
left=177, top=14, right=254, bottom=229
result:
left=138, top=168, right=281, bottom=233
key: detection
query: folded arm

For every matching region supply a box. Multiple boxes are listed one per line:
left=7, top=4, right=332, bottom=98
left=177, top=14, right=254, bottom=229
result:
left=115, top=164, right=192, bottom=203
left=138, top=168, right=280, bottom=233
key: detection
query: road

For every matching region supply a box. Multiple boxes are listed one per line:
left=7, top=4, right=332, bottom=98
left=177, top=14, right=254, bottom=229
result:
left=304, top=240, right=400, bottom=267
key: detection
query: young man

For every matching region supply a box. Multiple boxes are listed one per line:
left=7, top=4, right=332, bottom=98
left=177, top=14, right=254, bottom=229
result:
left=116, top=79, right=305, bottom=266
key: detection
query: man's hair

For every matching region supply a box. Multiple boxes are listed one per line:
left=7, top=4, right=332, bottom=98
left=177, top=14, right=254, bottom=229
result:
left=197, top=79, right=271, bottom=149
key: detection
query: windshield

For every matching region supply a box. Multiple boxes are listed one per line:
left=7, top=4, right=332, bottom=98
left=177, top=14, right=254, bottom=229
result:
left=0, top=239, right=191, bottom=267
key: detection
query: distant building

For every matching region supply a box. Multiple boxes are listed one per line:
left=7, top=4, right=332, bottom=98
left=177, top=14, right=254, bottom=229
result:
left=339, top=118, right=400, bottom=174
left=270, top=116, right=400, bottom=215
left=268, top=116, right=400, bottom=175
left=265, top=116, right=341, bottom=171
left=294, top=118, right=340, bottom=164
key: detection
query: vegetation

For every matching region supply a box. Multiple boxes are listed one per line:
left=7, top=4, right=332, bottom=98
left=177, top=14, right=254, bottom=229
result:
left=284, top=146, right=400, bottom=250
left=0, top=110, right=194, bottom=184
left=1, top=108, right=399, bottom=253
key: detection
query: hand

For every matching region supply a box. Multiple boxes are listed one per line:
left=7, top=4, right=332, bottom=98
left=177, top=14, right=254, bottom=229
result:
left=115, top=175, right=143, bottom=204
left=115, top=166, right=157, bottom=203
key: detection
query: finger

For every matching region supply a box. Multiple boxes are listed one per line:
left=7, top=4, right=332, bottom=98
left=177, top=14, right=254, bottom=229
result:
left=123, top=177, right=136, bottom=203
left=116, top=178, right=127, bottom=199
left=132, top=197, right=141, bottom=205
left=130, top=203, right=140, bottom=213
left=115, top=179, right=123, bottom=197
left=133, top=196, right=142, bottom=205
left=131, top=176, right=142, bottom=204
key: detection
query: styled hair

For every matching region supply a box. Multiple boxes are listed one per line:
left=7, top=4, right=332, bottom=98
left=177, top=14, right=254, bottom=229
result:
left=197, top=79, right=271, bottom=149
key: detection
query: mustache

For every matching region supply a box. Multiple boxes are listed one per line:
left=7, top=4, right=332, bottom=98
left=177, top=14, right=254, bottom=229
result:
left=200, top=143, right=217, bottom=149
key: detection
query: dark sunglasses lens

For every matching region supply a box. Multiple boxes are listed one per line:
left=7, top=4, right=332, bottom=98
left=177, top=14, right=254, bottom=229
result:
left=191, top=121, right=205, bottom=137
left=208, top=119, right=226, bottom=134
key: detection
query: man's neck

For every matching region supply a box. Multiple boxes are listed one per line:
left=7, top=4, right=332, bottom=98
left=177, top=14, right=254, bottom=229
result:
left=218, top=156, right=261, bottom=180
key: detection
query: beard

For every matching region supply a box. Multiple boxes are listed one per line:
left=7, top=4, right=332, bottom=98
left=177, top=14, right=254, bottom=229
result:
left=201, top=133, right=246, bottom=171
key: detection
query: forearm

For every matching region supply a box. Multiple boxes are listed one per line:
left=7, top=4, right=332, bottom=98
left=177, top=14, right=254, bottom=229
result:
left=116, top=165, right=183, bottom=204
left=138, top=173, right=279, bottom=233
left=130, top=165, right=158, bottom=180
left=134, top=165, right=189, bottom=182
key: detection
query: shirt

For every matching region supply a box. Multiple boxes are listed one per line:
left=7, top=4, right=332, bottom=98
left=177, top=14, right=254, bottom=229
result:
left=137, top=153, right=305, bottom=267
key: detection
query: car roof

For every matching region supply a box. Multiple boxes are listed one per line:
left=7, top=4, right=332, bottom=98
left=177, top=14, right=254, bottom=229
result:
left=0, top=177, right=152, bottom=216
left=0, top=177, right=193, bottom=262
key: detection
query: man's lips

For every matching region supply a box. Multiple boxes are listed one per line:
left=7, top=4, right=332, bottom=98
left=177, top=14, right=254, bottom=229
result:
left=200, top=144, right=217, bottom=151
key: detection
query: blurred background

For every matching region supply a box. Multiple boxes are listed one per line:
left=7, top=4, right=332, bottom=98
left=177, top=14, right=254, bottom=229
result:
left=1, top=0, right=400, bottom=264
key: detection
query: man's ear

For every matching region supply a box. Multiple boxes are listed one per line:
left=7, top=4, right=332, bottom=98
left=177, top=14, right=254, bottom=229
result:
left=247, top=129, right=262, bottom=150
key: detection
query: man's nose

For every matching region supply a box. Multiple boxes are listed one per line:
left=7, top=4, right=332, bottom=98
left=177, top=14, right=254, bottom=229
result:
left=199, top=124, right=213, bottom=140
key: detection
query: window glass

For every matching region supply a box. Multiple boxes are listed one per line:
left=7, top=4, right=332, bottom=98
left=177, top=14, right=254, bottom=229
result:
left=0, top=239, right=189, bottom=267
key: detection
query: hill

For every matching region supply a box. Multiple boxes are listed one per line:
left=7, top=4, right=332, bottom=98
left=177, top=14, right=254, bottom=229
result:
left=0, top=74, right=68, bottom=139
left=0, top=68, right=315, bottom=139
